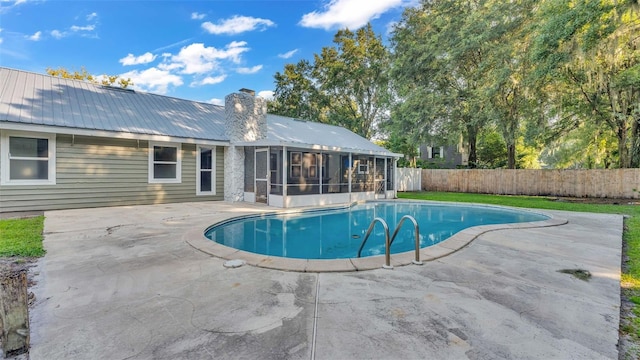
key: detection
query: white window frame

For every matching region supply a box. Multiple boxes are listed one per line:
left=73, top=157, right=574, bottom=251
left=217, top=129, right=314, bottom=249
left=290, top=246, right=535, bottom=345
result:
left=148, top=141, right=181, bottom=184
left=196, top=145, right=216, bottom=196
left=0, top=130, right=56, bottom=186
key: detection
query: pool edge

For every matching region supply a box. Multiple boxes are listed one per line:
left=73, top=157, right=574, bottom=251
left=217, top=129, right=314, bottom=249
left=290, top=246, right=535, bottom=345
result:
left=184, top=201, right=568, bottom=273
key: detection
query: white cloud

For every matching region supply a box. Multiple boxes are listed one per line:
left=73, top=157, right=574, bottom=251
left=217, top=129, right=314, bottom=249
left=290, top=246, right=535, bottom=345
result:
left=50, top=30, right=65, bottom=39
left=157, top=61, right=182, bottom=71
left=191, top=12, right=206, bottom=20
left=27, top=30, right=41, bottom=41
left=86, top=12, right=97, bottom=21
left=258, top=90, right=274, bottom=100
left=0, top=0, right=27, bottom=14
left=236, top=65, right=262, bottom=74
left=208, top=98, right=224, bottom=106
left=277, top=49, right=298, bottom=59
left=120, top=67, right=183, bottom=94
left=169, top=41, right=250, bottom=75
left=119, top=52, right=157, bottom=66
left=71, top=25, right=95, bottom=32
left=201, top=15, right=275, bottom=35
left=191, top=75, right=227, bottom=86
left=300, top=0, right=404, bottom=30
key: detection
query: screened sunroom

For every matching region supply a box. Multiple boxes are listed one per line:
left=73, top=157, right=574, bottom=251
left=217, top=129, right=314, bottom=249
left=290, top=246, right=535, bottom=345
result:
left=238, top=116, right=401, bottom=208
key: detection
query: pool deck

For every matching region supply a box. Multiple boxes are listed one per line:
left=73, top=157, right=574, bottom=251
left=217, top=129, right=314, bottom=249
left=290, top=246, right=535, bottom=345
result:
left=28, top=200, right=622, bottom=359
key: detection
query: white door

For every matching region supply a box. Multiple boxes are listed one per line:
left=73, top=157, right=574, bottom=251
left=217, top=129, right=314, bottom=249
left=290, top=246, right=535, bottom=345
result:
left=375, top=157, right=386, bottom=199
left=255, top=148, right=269, bottom=203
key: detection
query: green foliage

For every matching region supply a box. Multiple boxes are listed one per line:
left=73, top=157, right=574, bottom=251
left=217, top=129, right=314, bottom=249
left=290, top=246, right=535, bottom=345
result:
left=540, top=122, right=618, bottom=168
left=270, top=24, right=390, bottom=139
left=377, top=134, right=419, bottom=167
left=47, top=66, right=133, bottom=88
left=476, top=129, right=507, bottom=168
left=0, top=216, right=45, bottom=257
left=389, top=0, right=491, bottom=167
left=530, top=0, right=640, bottom=168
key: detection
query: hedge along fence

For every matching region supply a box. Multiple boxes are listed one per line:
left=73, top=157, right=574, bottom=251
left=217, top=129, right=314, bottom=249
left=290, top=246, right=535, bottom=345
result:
left=421, top=169, right=640, bottom=199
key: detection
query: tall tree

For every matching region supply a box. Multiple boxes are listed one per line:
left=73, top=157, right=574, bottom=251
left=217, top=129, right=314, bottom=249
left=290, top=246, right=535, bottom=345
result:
left=268, top=60, right=324, bottom=121
left=389, top=0, right=491, bottom=168
left=480, top=0, right=539, bottom=169
left=270, top=24, right=390, bottom=139
left=530, top=0, right=640, bottom=168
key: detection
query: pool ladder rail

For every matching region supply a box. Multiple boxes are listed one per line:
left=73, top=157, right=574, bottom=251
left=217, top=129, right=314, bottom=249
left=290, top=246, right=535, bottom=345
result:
left=356, top=215, right=424, bottom=269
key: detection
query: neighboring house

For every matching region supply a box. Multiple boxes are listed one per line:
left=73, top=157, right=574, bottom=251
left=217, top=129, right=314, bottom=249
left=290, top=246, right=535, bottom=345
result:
left=419, top=144, right=468, bottom=169
left=0, top=67, right=400, bottom=212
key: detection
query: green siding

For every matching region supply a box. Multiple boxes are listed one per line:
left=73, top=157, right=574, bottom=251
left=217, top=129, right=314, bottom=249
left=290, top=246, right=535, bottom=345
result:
left=0, top=134, right=225, bottom=212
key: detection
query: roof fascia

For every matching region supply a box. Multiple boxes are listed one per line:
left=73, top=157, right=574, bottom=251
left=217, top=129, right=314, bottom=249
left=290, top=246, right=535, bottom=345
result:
left=0, top=122, right=230, bottom=146
left=234, top=140, right=403, bottom=157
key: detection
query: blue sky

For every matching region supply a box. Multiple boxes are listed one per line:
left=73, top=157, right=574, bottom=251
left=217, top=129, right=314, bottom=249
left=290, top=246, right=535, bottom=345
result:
left=1, top=0, right=416, bottom=105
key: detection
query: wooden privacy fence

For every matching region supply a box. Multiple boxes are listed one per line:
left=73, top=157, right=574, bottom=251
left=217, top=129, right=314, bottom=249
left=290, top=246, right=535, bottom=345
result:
left=421, top=169, right=640, bottom=199
left=397, top=168, right=422, bottom=192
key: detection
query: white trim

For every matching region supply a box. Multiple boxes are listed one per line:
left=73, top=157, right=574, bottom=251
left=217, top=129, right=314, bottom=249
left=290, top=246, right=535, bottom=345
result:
left=234, top=139, right=403, bottom=157
left=196, top=145, right=216, bottom=196
left=0, top=122, right=229, bottom=147
left=148, top=141, right=182, bottom=184
left=0, top=130, right=56, bottom=186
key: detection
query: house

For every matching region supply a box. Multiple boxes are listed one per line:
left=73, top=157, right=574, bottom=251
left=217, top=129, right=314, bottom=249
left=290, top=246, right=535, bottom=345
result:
left=0, top=67, right=400, bottom=212
left=419, top=144, right=468, bottom=168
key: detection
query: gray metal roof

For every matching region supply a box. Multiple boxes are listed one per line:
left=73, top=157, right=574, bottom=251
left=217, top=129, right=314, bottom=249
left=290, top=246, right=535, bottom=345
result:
left=257, top=115, right=398, bottom=156
left=0, top=67, right=398, bottom=156
left=0, top=67, right=227, bottom=141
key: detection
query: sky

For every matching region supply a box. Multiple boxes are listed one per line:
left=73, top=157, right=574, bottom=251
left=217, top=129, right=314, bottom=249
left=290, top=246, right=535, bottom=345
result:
left=0, top=0, right=417, bottom=105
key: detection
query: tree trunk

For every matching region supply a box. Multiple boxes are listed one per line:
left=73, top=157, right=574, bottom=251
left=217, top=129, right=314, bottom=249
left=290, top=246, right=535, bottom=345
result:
left=507, top=142, right=516, bottom=169
left=0, top=268, right=30, bottom=357
left=617, top=126, right=630, bottom=168
left=630, top=116, right=640, bottom=168
left=467, top=126, right=478, bottom=168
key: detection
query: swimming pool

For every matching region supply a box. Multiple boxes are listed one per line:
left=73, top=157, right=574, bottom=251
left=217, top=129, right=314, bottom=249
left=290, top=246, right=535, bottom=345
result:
left=204, top=201, right=549, bottom=260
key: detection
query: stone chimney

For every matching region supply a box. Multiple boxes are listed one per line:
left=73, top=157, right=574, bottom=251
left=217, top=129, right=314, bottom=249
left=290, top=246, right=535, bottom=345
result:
left=224, top=89, right=267, bottom=142
left=223, top=89, right=267, bottom=202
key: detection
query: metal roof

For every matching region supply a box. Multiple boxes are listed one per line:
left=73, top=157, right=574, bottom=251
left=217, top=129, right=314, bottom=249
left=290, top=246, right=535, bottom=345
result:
left=0, top=67, right=399, bottom=156
left=0, top=67, right=227, bottom=141
left=251, top=115, right=400, bottom=156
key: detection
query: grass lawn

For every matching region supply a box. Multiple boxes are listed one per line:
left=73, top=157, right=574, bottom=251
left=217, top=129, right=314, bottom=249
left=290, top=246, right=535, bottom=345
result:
left=399, top=191, right=640, bottom=355
left=0, top=216, right=45, bottom=257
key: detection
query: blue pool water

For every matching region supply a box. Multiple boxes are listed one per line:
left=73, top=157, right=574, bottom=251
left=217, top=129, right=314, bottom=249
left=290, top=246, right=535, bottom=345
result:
left=204, top=202, right=548, bottom=259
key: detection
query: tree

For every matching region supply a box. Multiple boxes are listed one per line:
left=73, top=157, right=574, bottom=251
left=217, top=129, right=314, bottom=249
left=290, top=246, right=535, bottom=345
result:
left=477, top=0, right=540, bottom=169
left=270, top=24, right=391, bottom=139
left=530, top=0, right=640, bottom=168
left=268, top=60, right=323, bottom=121
left=389, top=0, right=495, bottom=168
left=47, top=67, right=133, bottom=88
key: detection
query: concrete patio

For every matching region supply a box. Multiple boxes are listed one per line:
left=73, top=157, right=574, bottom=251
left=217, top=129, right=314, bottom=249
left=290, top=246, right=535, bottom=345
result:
left=28, top=201, right=622, bottom=359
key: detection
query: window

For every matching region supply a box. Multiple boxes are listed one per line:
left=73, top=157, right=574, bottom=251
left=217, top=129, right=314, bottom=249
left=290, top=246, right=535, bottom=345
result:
left=358, top=162, right=369, bottom=174
left=1, top=131, right=56, bottom=185
left=196, top=146, right=216, bottom=195
left=304, top=153, right=317, bottom=178
left=428, top=146, right=444, bottom=159
left=148, top=142, right=181, bottom=183
left=290, top=152, right=302, bottom=177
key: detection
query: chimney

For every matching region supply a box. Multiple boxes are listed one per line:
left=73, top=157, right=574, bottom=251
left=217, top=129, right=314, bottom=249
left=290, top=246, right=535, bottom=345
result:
left=239, top=88, right=255, bottom=97
left=223, top=89, right=267, bottom=202
left=224, top=89, right=267, bottom=142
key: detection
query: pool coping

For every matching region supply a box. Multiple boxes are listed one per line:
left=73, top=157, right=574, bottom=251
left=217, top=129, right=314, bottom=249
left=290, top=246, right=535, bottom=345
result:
left=184, top=200, right=568, bottom=272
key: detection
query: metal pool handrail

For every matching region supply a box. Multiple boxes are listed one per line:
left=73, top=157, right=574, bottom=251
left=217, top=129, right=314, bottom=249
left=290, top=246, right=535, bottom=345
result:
left=357, top=217, right=393, bottom=269
left=389, top=215, right=423, bottom=265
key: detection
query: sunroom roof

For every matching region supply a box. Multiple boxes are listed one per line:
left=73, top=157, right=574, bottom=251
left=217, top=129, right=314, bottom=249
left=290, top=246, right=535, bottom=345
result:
left=241, top=115, right=401, bottom=157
